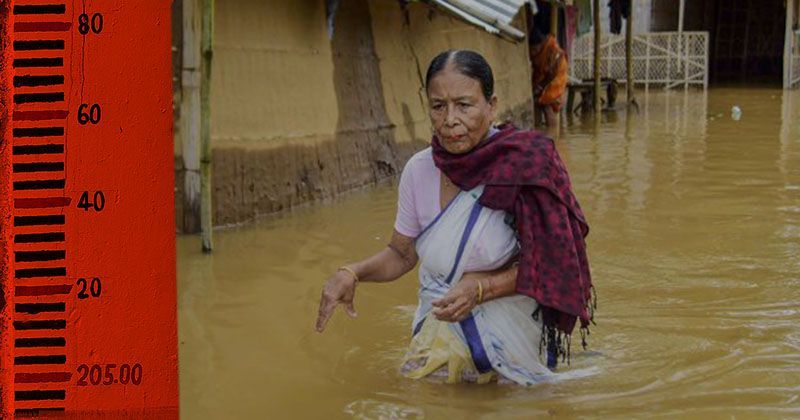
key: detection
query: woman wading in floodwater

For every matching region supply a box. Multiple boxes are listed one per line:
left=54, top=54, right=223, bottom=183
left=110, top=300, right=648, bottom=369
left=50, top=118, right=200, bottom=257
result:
left=315, top=50, right=594, bottom=385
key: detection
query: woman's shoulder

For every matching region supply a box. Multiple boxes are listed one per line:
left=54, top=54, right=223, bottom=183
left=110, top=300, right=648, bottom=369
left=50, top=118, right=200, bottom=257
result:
left=408, top=147, right=433, bottom=164
left=402, top=147, right=435, bottom=174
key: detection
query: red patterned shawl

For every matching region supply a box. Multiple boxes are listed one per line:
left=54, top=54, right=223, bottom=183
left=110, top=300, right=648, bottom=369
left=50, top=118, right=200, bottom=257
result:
left=431, top=124, right=593, bottom=335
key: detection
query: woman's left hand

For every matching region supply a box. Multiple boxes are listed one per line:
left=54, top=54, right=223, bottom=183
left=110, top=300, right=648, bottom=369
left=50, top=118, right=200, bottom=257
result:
left=432, top=273, right=484, bottom=322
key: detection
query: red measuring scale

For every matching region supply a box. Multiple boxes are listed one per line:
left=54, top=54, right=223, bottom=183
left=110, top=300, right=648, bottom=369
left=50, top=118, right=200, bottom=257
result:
left=1, top=1, right=178, bottom=417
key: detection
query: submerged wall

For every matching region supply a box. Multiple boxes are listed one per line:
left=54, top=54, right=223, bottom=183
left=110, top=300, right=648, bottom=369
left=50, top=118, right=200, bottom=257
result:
left=174, top=0, right=534, bottom=230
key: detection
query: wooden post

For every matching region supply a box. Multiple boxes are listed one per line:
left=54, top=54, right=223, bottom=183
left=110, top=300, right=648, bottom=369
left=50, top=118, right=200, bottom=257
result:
left=678, top=0, right=686, bottom=89
left=200, top=0, right=214, bottom=252
left=550, top=1, right=560, bottom=136
left=524, top=4, right=537, bottom=122
left=784, top=0, right=795, bottom=89
left=626, top=1, right=635, bottom=105
left=593, top=0, right=601, bottom=114
left=181, top=0, right=201, bottom=233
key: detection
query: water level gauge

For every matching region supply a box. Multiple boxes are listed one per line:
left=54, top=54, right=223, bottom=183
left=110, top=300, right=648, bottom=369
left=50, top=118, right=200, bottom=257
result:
left=1, top=1, right=178, bottom=417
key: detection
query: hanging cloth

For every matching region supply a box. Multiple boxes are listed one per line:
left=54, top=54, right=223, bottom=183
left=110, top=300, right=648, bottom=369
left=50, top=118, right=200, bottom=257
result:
left=608, top=0, right=631, bottom=35
left=565, top=5, right=577, bottom=53
left=576, top=0, right=592, bottom=37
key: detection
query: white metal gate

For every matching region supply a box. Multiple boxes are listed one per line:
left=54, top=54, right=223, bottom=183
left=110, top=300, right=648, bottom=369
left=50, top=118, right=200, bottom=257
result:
left=570, top=32, right=710, bottom=90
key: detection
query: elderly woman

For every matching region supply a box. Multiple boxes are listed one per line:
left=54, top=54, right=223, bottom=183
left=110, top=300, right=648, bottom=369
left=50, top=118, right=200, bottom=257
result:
left=316, top=50, right=593, bottom=385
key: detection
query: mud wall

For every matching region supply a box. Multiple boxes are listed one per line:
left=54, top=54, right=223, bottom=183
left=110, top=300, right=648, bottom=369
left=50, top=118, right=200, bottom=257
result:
left=367, top=0, right=535, bottom=145
left=175, top=0, right=534, bottom=229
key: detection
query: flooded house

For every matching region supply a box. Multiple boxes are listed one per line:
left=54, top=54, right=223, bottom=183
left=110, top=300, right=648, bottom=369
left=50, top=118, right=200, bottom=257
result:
left=172, top=0, right=537, bottom=232
left=171, top=0, right=800, bottom=232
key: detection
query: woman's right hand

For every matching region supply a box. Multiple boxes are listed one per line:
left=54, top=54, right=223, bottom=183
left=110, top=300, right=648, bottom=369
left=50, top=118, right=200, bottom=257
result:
left=315, top=269, right=358, bottom=333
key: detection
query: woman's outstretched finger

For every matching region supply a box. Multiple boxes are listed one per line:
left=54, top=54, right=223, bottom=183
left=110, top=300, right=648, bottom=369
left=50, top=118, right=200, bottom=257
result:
left=344, top=301, right=358, bottom=318
left=315, top=294, right=338, bottom=332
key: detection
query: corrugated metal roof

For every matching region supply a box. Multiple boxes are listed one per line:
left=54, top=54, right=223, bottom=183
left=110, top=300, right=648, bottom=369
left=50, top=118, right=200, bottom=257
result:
left=426, top=0, right=531, bottom=41
left=454, top=0, right=527, bottom=25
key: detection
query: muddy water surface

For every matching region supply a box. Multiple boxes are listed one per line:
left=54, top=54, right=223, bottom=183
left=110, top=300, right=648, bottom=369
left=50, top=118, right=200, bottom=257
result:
left=178, top=88, right=800, bottom=419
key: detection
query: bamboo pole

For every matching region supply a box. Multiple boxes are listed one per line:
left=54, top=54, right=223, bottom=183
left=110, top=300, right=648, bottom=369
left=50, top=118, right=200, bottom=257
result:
left=200, top=0, right=214, bottom=253
left=626, top=0, right=635, bottom=105
left=181, top=0, right=201, bottom=234
left=678, top=0, right=689, bottom=91
left=593, top=0, right=601, bottom=114
left=524, top=4, right=537, bottom=120
left=550, top=1, right=560, bottom=136
left=677, top=0, right=686, bottom=90
left=784, top=0, right=795, bottom=89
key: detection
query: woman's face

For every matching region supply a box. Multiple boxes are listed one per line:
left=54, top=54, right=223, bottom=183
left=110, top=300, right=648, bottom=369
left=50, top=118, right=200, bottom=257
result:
left=427, top=64, right=497, bottom=154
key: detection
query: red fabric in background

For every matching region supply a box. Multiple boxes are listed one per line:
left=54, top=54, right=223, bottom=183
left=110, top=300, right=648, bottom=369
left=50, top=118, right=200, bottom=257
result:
left=565, top=5, right=577, bottom=56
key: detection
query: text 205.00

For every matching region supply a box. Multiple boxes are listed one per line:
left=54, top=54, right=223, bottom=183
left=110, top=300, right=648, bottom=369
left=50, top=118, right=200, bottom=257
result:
left=76, top=363, right=142, bottom=386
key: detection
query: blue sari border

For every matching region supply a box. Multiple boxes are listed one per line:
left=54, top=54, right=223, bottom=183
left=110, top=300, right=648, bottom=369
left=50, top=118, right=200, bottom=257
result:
left=459, top=315, right=493, bottom=374
left=444, top=201, right=483, bottom=284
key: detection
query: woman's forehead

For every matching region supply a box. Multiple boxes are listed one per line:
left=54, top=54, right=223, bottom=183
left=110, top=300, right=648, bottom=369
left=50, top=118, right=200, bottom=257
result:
left=427, top=70, right=482, bottom=98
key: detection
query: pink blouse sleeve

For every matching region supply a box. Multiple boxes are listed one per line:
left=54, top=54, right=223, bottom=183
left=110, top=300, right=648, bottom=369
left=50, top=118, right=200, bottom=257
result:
left=394, top=159, right=421, bottom=238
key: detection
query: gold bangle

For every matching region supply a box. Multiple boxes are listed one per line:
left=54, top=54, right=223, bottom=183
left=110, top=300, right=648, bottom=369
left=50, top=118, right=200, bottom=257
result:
left=476, top=280, right=484, bottom=304
left=338, top=266, right=359, bottom=283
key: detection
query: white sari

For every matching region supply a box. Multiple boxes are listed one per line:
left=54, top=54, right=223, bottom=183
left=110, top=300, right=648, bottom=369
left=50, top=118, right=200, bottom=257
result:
left=401, top=186, right=552, bottom=385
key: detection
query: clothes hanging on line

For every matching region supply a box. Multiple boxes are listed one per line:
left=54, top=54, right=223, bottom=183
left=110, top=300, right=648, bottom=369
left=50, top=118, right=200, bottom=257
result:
left=609, top=0, right=631, bottom=35
left=576, top=0, right=592, bottom=37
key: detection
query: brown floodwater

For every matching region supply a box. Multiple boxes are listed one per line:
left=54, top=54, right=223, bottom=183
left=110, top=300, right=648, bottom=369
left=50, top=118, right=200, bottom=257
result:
left=177, top=88, right=800, bottom=419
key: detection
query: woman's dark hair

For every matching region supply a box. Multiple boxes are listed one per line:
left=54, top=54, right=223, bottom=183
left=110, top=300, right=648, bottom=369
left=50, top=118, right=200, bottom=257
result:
left=529, top=27, right=546, bottom=46
left=425, top=50, right=494, bottom=101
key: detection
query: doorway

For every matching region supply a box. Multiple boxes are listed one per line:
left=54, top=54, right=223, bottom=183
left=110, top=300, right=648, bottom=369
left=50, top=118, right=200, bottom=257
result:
left=653, top=0, right=788, bottom=85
